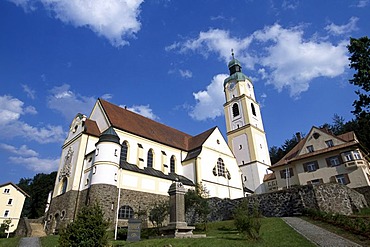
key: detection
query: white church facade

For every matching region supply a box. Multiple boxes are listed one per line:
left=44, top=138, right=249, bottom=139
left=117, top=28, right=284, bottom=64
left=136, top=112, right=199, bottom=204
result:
left=46, top=56, right=270, bottom=233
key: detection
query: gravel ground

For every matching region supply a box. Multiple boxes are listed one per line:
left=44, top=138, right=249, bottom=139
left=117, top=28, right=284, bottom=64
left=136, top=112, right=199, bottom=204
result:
left=19, top=237, right=40, bottom=247
left=282, top=217, right=362, bottom=247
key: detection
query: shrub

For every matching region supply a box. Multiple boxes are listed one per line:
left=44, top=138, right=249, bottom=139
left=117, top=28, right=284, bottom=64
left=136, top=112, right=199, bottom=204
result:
left=149, top=201, right=169, bottom=234
left=59, top=203, right=109, bottom=247
left=233, top=200, right=261, bottom=241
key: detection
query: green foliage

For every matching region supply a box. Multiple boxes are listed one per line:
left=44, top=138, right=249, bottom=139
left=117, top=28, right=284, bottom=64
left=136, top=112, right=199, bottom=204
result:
left=185, top=183, right=210, bottom=230
left=0, top=219, right=12, bottom=238
left=17, top=171, right=57, bottom=218
left=148, top=201, right=169, bottom=233
left=58, top=203, right=109, bottom=247
left=348, top=36, right=370, bottom=117
left=304, top=208, right=370, bottom=238
left=233, top=200, right=261, bottom=241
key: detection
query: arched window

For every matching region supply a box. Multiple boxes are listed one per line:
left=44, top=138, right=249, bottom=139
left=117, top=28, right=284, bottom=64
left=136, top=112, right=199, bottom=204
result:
left=232, top=103, right=240, bottom=117
left=120, top=141, right=128, bottom=163
left=61, top=178, right=67, bottom=195
left=147, top=149, right=154, bottom=168
left=217, top=158, right=226, bottom=177
left=251, top=103, right=256, bottom=116
left=170, top=155, right=176, bottom=173
left=118, top=205, right=134, bottom=219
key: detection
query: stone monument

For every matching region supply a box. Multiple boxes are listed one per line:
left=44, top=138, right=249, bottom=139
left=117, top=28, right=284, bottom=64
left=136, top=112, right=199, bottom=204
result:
left=161, top=181, right=204, bottom=238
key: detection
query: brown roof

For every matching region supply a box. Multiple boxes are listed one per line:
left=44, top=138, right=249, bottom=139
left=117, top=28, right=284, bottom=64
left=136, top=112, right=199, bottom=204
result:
left=98, top=99, right=216, bottom=151
left=0, top=182, right=30, bottom=197
left=263, top=173, right=276, bottom=182
left=83, top=119, right=100, bottom=137
left=271, top=128, right=359, bottom=169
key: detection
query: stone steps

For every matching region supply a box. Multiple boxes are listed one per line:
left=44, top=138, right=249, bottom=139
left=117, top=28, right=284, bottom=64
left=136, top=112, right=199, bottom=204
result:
left=29, top=223, right=46, bottom=237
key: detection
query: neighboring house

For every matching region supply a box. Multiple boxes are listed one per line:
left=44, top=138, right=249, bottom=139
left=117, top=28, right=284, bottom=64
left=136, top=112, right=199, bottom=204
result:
left=266, top=127, right=370, bottom=191
left=0, top=182, right=29, bottom=233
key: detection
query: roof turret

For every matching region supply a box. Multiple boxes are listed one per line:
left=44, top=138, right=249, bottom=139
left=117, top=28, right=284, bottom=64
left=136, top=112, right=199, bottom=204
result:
left=96, top=126, right=120, bottom=145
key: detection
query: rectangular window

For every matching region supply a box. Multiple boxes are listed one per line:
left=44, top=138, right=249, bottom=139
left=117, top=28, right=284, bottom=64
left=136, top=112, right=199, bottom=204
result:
left=7, top=199, right=13, bottom=205
left=336, top=174, right=350, bottom=185
left=353, top=150, right=361, bottom=160
left=342, top=152, right=353, bottom=162
left=327, top=156, right=341, bottom=167
left=4, top=210, right=9, bottom=217
left=325, top=140, right=334, bottom=147
left=280, top=168, right=294, bottom=179
left=3, top=188, right=10, bottom=194
left=306, top=145, right=314, bottom=153
left=303, top=161, right=319, bottom=172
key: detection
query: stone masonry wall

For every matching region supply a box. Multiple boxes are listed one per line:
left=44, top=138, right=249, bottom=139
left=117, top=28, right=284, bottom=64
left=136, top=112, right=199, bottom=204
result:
left=354, top=186, right=370, bottom=205
left=186, top=183, right=367, bottom=225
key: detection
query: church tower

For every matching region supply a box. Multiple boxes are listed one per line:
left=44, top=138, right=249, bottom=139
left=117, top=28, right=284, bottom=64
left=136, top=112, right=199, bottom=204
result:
left=223, top=53, right=271, bottom=194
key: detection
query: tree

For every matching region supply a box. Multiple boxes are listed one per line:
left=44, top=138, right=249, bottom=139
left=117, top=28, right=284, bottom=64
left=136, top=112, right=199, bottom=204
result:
left=0, top=219, right=12, bottom=238
left=185, top=183, right=210, bottom=231
left=269, top=134, right=302, bottom=164
left=17, top=172, right=57, bottom=218
left=348, top=36, right=370, bottom=117
left=149, top=201, right=169, bottom=234
left=59, top=203, right=109, bottom=247
left=233, top=199, right=261, bottom=241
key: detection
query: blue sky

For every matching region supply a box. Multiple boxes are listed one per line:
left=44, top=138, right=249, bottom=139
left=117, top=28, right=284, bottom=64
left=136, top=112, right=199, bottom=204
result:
left=0, top=0, right=369, bottom=184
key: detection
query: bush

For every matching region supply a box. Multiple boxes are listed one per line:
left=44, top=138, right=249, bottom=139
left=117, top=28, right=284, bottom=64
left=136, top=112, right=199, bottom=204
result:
left=59, top=203, right=109, bottom=247
left=149, top=201, right=169, bottom=234
left=233, top=200, right=261, bottom=241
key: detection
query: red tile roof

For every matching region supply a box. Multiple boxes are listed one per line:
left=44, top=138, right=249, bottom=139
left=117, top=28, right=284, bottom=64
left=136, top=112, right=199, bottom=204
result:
left=83, top=119, right=100, bottom=137
left=263, top=173, right=276, bottom=182
left=98, top=99, right=216, bottom=151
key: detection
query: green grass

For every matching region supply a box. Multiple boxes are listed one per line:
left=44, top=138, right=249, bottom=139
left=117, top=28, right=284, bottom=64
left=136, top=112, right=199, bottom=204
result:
left=0, top=236, right=20, bottom=247
left=110, top=218, right=315, bottom=247
left=23, top=218, right=316, bottom=247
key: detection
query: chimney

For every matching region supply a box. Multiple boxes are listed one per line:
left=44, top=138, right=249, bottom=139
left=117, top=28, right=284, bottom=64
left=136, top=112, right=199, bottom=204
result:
left=296, top=132, right=302, bottom=142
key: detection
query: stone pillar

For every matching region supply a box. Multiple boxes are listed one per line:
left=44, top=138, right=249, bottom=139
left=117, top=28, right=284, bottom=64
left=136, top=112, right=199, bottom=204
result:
left=168, top=181, right=186, bottom=227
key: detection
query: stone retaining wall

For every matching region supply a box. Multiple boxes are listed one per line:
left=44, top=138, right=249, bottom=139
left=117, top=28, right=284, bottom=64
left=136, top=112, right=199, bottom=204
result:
left=354, top=186, right=370, bottom=205
left=186, top=183, right=367, bottom=225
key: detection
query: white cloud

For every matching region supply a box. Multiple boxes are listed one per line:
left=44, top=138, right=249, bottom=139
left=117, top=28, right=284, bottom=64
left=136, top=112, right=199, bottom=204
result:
left=10, top=0, right=144, bottom=47
left=47, top=84, right=96, bottom=119
left=179, top=69, right=193, bottom=78
left=1, top=143, right=59, bottom=172
left=0, top=143, right=38, bottom=157
left=22, top=84, right=36, bottom=99
left=356, top=0, right=369, bottom=7
left=325, top=17, right=359, bottom=35
left=254, top=24, right=348, bottom=97
left=126, top=105, right=159, bottom=120
left=0, top=95, right=65, bottom=143
left=169, top=24, right=348, bottom=100
left=189, top=74, right=228, bottom=121
left=9, top=156, right=59, bottom=173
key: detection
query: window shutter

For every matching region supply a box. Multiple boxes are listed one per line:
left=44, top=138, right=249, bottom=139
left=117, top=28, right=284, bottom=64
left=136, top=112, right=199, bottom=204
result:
left=289, top=168, right=294, bottom=177
left=280, top=170, right=286, bottom=179
left=344, top=174, right=350, bottom=185
left=338, top=155, right=344, bottom=164
left=319, top=179, right=324, bottom=184
left=329, top=176, right=337, bottom=183
left=314, top=161, right=319, bottom=170
left=326, top=158, right=331, bottom=167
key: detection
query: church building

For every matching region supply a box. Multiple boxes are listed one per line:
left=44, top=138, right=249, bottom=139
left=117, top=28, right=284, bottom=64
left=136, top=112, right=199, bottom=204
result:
left=45, top=56, right=270, bottom=233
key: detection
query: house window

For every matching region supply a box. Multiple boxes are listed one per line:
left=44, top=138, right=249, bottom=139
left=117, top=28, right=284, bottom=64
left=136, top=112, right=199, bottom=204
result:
left=170, top=156, right=176, bottom=173
left=303, top=161, right=319, bottom=172
left=120, top=141, right=128, bottom=163
left=61, top=178, right=68, bottom=195
left=325, top=140, right=334, bottom=147
left=280, top=168, right=294, bottom=179
left=327, top=156, right=341, bottom=167
left=217, top=158, right=226, bottom=177
left=4, top=210, right=9, bottom=217
left=232, top=103, right=240, bottom=117
left=309, top=179, right=323, bottom=185
left=7, top=199, right=13, bottom=205
left=353, top=150, right=361, bottom=160
left=147, top=149, right=154, bottom=168
left=336, top=174, right=350, bottom=185
left=342, top=152, right=353, bottom=161
left=251, top=103, right=256, bottom=116
left=3, top=188, right=10, bottom=194
left=306, top=145, right=314, bottom=153
left=118, top=205, right=134, bottom=219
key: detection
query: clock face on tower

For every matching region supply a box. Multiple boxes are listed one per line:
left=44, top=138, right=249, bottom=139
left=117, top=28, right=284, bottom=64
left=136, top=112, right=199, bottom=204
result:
left=228, top=82, right=236, bottom=91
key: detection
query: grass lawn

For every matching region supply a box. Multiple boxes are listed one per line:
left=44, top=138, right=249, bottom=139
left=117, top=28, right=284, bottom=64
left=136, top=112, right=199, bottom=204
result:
left=5, top=218, right=314, bottom=247
left=0, top=237, right=20, bottom=247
